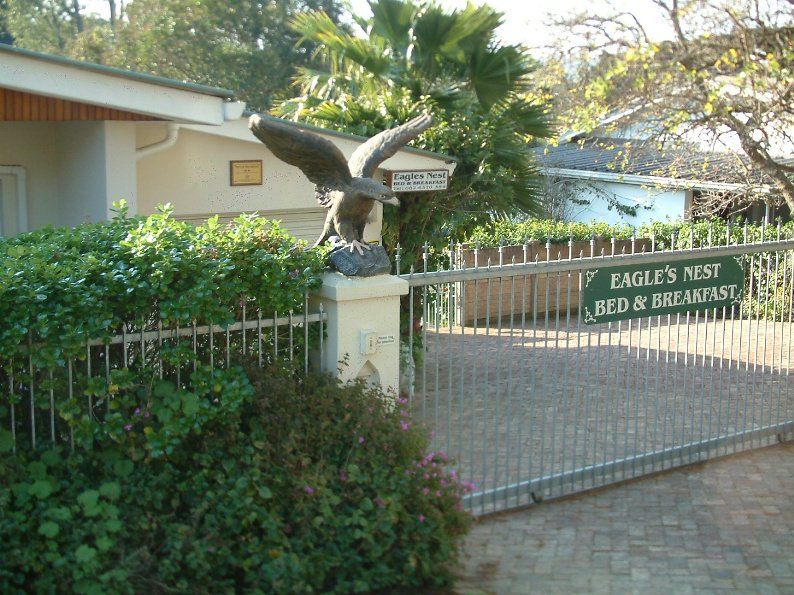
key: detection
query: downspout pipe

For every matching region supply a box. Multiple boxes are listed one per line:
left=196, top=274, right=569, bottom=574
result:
left=136, top=122, right=180, bottom=160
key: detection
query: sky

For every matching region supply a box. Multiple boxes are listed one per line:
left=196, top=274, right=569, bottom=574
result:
left=82, top=0, right=674, bottom=51
left=346, top=0, right=672, bottom=49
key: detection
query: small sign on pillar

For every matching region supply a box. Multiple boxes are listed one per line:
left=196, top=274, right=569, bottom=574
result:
left=384, top=169, right=449, bottom=192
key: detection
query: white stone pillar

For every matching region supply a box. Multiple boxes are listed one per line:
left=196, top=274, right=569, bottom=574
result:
left=312, top=272, right=408, bottom=394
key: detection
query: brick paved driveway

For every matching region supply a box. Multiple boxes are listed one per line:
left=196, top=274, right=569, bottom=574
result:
left=455, top=442, right=794, bottom=594
left=415, top=318, right=793, bottom=513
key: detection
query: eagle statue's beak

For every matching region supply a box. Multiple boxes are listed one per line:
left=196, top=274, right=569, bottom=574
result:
left=382, top=196, right=400, bottom=207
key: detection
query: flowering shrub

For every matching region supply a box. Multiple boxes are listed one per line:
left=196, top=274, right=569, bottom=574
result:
left=0, top=364, right=472, bottom=593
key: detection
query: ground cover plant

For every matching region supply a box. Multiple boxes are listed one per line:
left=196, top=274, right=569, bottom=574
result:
left=0, top=362, right=472, bottom=593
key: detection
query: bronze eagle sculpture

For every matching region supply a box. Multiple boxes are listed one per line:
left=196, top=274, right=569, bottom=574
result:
left=249, top=113, right=433, bottom=255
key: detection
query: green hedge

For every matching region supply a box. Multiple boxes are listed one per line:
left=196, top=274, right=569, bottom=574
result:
left=464, top=218, right=794, bottom=248
left=0, top=364, right=472, bottom=593
left=0, top=202, right=325, bottom=364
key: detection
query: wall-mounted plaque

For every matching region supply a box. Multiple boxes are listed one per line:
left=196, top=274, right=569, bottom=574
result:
left=384, top=169, right=449, bottom=192
left=230, top=160, right=263, bottom=186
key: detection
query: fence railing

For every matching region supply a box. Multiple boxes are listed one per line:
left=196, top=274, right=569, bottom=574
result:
left=2, top=291, right=326, bottom=452
left=401, top=225, right=794, bottom=515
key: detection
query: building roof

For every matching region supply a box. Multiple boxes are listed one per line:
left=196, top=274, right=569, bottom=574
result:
left=0, top=43, right=234, bottom=99
left=535, top=137, right=792, bottom=192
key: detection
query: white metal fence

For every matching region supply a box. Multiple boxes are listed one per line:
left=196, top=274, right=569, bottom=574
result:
left=2, top=291, right=326, bottom=452
left=402, top=227, right=794, bottom=515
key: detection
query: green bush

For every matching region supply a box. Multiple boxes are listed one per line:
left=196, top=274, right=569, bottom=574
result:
left=0, top=202, right=325, bottom=364
left=464, top=218, right=637, bottom=246
left=0, top=364, right=472, bottom=593
left=463, top=217, right=794, bottom=248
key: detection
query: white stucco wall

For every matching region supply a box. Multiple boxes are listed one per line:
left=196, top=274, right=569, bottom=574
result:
left=104, top=122, right=138, bottom=214
left=56, top=122, right=111, bottom=226
left=0, top=122, right=60, bottom=230
left=136, top=118, right=454, bottom=243
left=565, top=180, right=687, bottom=225
left=1, top=116, right=450, bottom=240
left=56, top=121, right=137, bottom=227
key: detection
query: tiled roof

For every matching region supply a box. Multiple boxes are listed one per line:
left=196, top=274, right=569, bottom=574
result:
left=535, top=137, right=792, bottom=188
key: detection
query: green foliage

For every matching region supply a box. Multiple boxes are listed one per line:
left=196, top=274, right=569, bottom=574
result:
left=0, top=203, right=324, bottom=364
left=0, top=0, right=12, bottom=44
left=0, top=364, right=472, bottom=593
left=464, top=217, right=794, bottom=249
left=465, top=218, right=637, bottom=246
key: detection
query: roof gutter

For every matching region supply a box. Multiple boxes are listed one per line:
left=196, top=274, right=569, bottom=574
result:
left=541, top=167, right=772, bottom=195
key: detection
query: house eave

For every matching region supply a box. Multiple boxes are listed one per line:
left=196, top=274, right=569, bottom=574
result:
left=0, top=46, right=231, bottom=125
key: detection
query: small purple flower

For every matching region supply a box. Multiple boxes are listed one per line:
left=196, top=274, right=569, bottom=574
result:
left=435, top=490, right=442, bottom=498
left=303, top=486, right=314, bottom=495
left=134, top=407, right=141, bottom=415
left=421, top=487, right=429, bottom=495
left=400, top=421, right=410, bottom=431
left=340, top=470, right=349, bottom=482
left=358, top=436, right=365, bottom=444
left=418, top=514, right=425, bottom=523
left=124, top=424, right=133, bottom=431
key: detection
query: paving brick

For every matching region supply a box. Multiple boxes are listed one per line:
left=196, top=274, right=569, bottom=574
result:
left=455, top=443, right=794, bottom=594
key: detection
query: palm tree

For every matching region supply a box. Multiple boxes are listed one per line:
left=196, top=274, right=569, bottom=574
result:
left=274, top=0, right=553, bottom=262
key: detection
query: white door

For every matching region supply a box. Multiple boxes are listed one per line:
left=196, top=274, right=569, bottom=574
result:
left=0, top=173, right=23, bottom=237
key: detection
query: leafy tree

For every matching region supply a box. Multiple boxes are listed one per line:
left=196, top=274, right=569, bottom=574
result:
left=110, top=0, right=344, bottom=110
left=541, top=0, right=794, bottom=217
left=0, top=1, right=12, bottom=44
left=274, top=0, right=553, bottom=269
left=4, top=0, right=90, bottom=53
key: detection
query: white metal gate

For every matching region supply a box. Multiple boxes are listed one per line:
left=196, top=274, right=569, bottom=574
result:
left=400, top=229, right=794, bottom=515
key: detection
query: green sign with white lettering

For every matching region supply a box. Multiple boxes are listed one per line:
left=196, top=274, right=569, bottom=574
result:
left=582, top=256, right=745, bottom=324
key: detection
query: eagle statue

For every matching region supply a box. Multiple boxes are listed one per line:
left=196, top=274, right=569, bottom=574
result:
left=249, top=113, right=433, bottom=255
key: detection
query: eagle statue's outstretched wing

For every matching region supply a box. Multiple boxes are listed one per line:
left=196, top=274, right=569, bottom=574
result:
left=347, top=114, right=433, bottom=178
left=249, top=115, right=352, bottom=193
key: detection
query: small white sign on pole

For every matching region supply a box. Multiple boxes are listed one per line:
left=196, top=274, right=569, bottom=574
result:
left=385, top=169, right=449, bottom=192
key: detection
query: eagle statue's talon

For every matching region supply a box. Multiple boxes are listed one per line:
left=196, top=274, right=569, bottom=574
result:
left=347, top=240, right=371, bottom=256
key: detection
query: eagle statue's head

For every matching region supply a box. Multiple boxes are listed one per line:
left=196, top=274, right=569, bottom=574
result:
left=350, top=177, right=400, bottom=206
